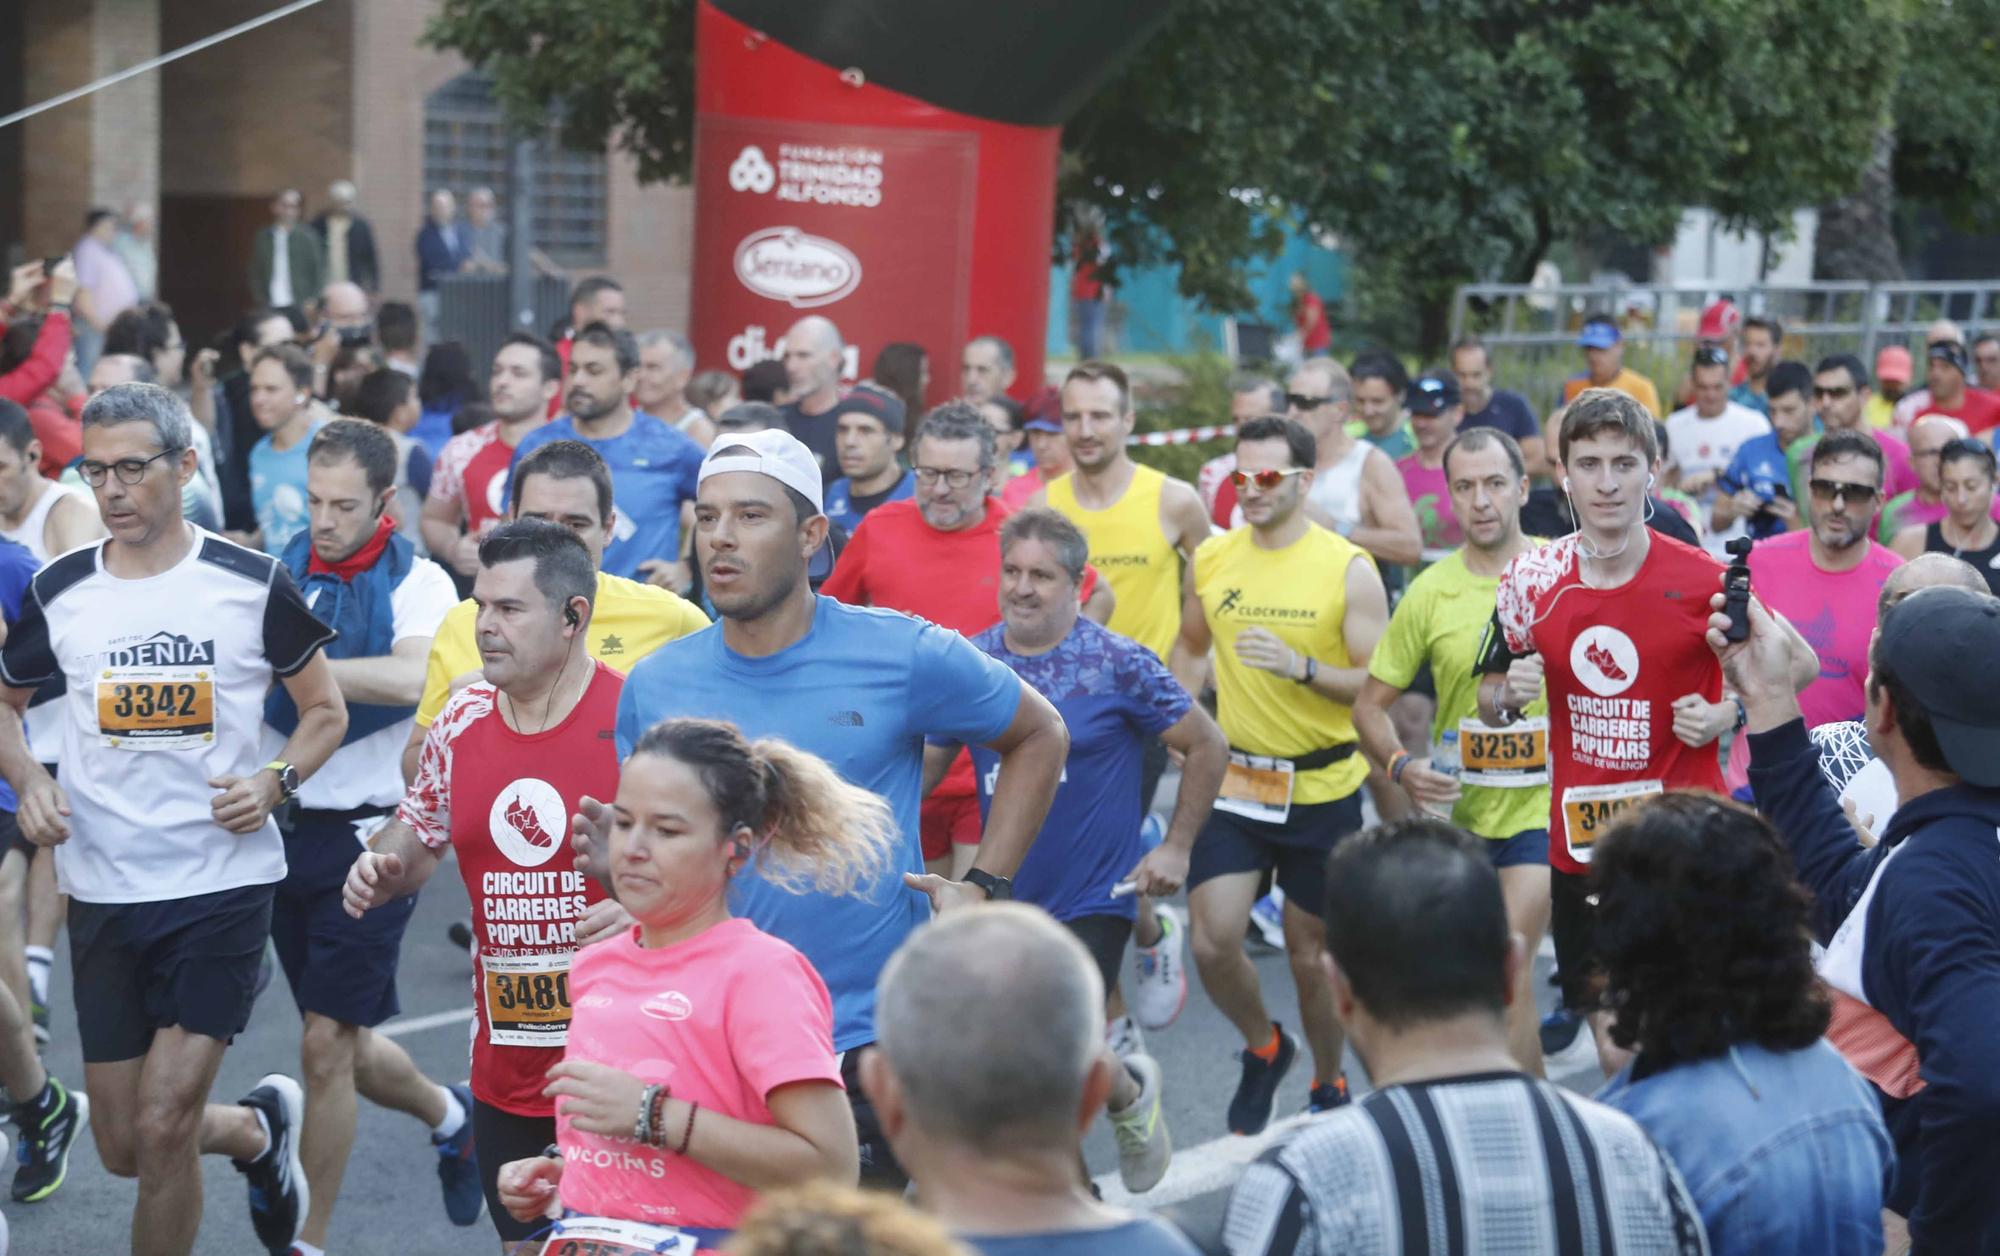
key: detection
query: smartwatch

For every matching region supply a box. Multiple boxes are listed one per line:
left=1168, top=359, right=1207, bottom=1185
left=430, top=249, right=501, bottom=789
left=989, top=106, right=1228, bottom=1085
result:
left=962, top=868, right=1013, bottom=901
left=265, top=760, right=300, bottom=803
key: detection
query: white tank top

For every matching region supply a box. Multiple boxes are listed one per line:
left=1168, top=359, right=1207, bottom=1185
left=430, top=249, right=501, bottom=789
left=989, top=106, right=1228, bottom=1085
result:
left=1305, top=439, right=1371, bottom=533
left=0, top=482, right=85, bottom=566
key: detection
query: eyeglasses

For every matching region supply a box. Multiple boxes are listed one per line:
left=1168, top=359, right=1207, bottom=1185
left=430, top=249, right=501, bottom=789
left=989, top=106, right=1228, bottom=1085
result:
left=1812, top=385, right=1855, bottom=400
left=1228, top=467, right=1309, bottom=490
left=77, top=448, right=181, bottom=487
left=1286, top=393, right=1333, bottom=411
left=1692, top=346, right=1729, bottom=368
left=1807, top=478, right=1880, bottom=506
left=913, top=467, right=981, bottom=489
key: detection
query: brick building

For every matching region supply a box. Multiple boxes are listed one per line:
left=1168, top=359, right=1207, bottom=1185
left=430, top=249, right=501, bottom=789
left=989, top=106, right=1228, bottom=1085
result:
left=1, top=0, right=696, bottom=348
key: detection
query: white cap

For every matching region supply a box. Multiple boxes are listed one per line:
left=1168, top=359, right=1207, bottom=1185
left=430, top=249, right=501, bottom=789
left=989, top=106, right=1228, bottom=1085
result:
left=698, top=428, right=823, bottom=514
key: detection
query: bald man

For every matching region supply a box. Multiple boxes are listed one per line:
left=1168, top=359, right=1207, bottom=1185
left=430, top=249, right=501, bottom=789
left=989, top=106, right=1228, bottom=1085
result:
left=320, top=282, right=370, bottom=335
left=780, top=315, right=848, bottom=476
left=1879, top=416, right=2000, bottom=540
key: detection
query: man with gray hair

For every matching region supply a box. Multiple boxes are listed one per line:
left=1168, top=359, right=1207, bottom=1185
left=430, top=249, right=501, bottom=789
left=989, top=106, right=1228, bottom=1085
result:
left=0, top=383, right=350, bottom=1253
left=312, top=180, right=379, bottom=294
left=864, top=904, right=1201, bottom=1253
left=961, top=335, right=1018, bottom=405
left=634, top=329, right=714, bottom=446
left=780, top=315, right=848, bottom=476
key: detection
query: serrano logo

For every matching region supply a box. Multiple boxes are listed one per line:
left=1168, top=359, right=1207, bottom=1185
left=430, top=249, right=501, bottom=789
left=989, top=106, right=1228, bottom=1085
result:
left=642, top=991, right=693, bottom=1022
left=728, top=145, right=775, bottom=195
left=1571, top=625, right=1640, bottom=697
left=489, top=778, right=566, bottom=868
left=734, top=227, right=861, bottom=308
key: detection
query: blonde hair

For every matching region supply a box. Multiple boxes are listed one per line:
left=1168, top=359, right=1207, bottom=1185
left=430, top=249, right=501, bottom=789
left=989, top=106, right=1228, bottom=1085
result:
left=724, top=1181, right=971, bottom=1256
left=628, top=718, right=896, bottom=897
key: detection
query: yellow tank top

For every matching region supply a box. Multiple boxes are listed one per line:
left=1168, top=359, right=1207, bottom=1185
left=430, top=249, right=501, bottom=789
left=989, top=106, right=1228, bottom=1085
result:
left=1193, top=524, right=1371, bottom=803
left=1046, top=464, right=1182, bottom=660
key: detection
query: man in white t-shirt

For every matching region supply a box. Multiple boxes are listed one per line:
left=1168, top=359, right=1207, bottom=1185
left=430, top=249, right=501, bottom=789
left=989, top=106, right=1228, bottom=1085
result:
left=259, top=419, right=479, bottom=1250
left=0, top=383, right=347, bottom=1255
left=1666, top=345, right=1772, bottom=555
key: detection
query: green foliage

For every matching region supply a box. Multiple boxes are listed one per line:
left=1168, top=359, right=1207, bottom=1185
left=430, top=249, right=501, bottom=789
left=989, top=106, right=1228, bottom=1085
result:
left=1894, top=0, right=2000, bottom=234
left=1128, top=353, right=1239, bottom=485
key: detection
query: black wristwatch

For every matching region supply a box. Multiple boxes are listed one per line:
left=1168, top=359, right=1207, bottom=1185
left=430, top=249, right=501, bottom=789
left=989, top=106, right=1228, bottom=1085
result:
left=962, top=868, right=1012, bottom=901
left=264, top=760, right=300, bottom=803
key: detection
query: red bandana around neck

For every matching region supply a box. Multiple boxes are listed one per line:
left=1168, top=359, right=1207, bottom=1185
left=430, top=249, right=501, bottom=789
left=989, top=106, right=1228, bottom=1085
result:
left=309, top=513, right=397, bottom=580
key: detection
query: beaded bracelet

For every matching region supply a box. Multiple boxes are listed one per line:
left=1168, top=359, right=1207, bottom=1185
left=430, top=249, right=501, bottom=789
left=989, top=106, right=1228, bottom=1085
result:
left=1388, top=750, right=1413, bottom=784
left=675, top=1100, right=699, bottom=1156
left=647, top=1085, right=673, bottom=1147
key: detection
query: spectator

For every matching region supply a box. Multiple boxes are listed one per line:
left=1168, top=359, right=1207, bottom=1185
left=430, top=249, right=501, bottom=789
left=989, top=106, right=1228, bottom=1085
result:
left=1800, top=354, right=1917, bottom=503
left=872, top=341, right=929, bottom=419
left=0, top=260, right=78, bottom=416
left=780, top=316, right=847, bottom=476
left=1665, top=346, right=1772, bottom=555
left=1562, top=314, right=1663, bottom=416
left=1715, top=360, right=1813, bottom=540
left=636, top=329, right=715, bottom=446
left=349, top=367, right=432, bottom=551
left=379, top=300, right=422, bottom=379
left=725, top=1182, right=973, bottom=1256
left=414, top=189, right=466, bottom=326
left=312, top=179, right=381, bottom=293
left=1289, top=272, right=1332, bottom=357
left=70, top=208, right=138, bottom=374
left=1867, top=346, right=1910, bottom=430
left=1071, top=223, right=1109, bottom=359
left=863, top=904, right=1201, bottom=1255
left=113, top=200, right=158, bottom=301
left=1907, top=339, right=2000, bottom=435
left=247, top=343, right=327, bottom=554
left=1222, top=819, right=1705, bottom=1255
left=413, top=340, right=476, bottom=459
left=1732, top=316, right=1782, bottom=416
left=1593, top=794, right=1891, bottom=1255
left=685, top=368, right=741, bottom=435
left=103, top=301, right=186, bottom=394
left=1891, top=438, right=2000, bottom=594
left=1726, top=581, right=2000, bottom=1251
left=1347, top=350, right=1414, bottom=459
left=961, top=335, right=1017, bottom=405
left=742, top=358, right=792, bottom=406
left=0, top=318, right=85, bottom=477
left=1450, top=336, right=1546, bottom=476
left=461, top=186, right=507, bottom=273
left=249, top=187, right=326, bottom=315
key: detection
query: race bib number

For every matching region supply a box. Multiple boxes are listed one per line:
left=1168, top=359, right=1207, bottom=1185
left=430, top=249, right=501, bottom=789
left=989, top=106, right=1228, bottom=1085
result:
left=96, top=669, right=215, bottom=751
left=545, top=1216, right=697, bottom=1256
left=1459, top=717, right=1549, bottom=788
left=1559, top=780, right=1663, bottom=863
left=480, top=952, right=573, bottom=1048
left=1216, top=751, right=1294, bottom=824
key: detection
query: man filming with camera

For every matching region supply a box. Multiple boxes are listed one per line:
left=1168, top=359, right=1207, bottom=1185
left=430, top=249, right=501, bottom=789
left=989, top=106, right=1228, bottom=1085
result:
left=1474, top=389, right=1816, bottom=1071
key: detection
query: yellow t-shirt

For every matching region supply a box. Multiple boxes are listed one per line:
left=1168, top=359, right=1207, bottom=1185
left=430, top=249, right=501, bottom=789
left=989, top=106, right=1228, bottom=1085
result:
left=1863, top=393, right=1897, bottom=431
left=1564, top=368, right=1662, bottom=418
left=1045, top=463, right=1184, bottom=661
left=414, top=571, right=710, bottom=726
left=1192, top=524, right=1371, bottom=803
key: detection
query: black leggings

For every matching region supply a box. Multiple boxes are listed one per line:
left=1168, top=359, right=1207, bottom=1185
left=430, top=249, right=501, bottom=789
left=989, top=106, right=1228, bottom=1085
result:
left=473, top=1098, right=557, bottom=1245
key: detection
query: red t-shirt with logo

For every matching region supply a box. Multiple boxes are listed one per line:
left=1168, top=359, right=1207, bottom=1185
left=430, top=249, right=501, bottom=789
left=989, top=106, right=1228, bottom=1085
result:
left=1496, top=533, right=1725, bottom=875
left=398, top=661, right=621, bottom=1115
left=1911, top=386, right=2000, bottom=435
left=432, top=422, right=525, bottom=539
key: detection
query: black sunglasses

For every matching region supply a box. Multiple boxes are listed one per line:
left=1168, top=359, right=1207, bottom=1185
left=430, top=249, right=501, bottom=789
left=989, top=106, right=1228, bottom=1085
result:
left=1813, top=385, right=1855, bottom=399
left=1286, top=392, right=1333, bottom=411
left=1808, top=479, right=1880, bottom=505
left=1692, top=346, right=1729, bottom=368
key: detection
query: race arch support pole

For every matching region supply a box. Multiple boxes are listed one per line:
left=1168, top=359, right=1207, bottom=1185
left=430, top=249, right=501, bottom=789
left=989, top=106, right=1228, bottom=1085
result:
left=690, top=0, right=1170, bottom=409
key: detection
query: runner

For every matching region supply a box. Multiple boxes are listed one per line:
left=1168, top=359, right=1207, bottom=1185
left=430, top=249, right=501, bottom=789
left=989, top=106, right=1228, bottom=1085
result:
left=1034, top=362, right=1215, bottom=1040
left=1169, top=415, right=1388, bottom=1129
left=1876, top=415, right=2000, bottom=541
left=493, top=717, right=894, bottom=1248
left=934, top=507, right=1229, bottom=1192
left=585, top=428, right=1069, bottom=1189
left=1892, top=438, right=2000, bottom=594
left=822, top=387, right=912, bottom=534
left=824, top=403, right=1110, bottom=879
left=0, top=382, right=348, bottom=1255
left=1475, top=388, right=1815, bottom=1069
left=1396, top=370, right=1466, bottom=553
left=405, top=439, right=709, bottom=781
left=999, top=392, right=1072, bottom=512
left=421, top=333, right=559, bottom=582
left=1348, top=352, right=1416, bottom=460
left=1196, top=375, right=1285, bottom=529
left=342, top=518, right=619, bottom=1250
left=261, top=419, right=479, bottom=1252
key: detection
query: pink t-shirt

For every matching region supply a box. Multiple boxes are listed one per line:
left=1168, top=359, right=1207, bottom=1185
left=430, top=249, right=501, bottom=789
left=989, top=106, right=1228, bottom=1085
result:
left=1724, top=532, right=1903, bottom=791
left=1396, top=454, right=1459, bottom=550
left=557, top=918, right=843, bottom=1230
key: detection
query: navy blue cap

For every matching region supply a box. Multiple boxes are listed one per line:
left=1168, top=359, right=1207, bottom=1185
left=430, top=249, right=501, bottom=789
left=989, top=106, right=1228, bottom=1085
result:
left=1878, top=585, right=2000, bottom=787
left=1406, top=371, right=1462, bottom=417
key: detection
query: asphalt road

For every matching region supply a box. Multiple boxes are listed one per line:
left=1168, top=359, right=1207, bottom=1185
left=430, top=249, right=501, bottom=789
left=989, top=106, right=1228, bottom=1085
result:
left=13, top=829, right=1599, bottom=1254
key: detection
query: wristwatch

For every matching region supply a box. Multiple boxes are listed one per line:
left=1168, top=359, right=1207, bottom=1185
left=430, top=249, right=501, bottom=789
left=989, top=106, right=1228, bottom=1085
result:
left=265, top=760, right=300, bottom=803
left=962, top=868, right=1013, bottom=901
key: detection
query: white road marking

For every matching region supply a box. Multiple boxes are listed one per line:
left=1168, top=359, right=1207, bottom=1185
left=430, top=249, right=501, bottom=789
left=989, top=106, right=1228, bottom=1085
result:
left=376, top=1007, right=474, bottom=1038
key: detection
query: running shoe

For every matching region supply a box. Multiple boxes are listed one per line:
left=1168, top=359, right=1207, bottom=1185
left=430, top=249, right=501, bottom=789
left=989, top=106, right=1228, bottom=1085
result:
left=234, top=1074, right=309, bottom=1255
left=1307, top=1075, right=1351, bottom=1113
left=1106, top=1053, right=1171, bottom=1193
left=1540, top=1008, right=1583, bottom=1056
left=1129, top=903, right=1187, bottom=1031
left=1106, top=1014, right=1145, bottom=1061
left=433, top=1082, right=483, bottom=1226
left=11, top=1077, right=84, bottom=1202
left=1248, top=891, right=1287, bottom=951
left=1227, top=1023, right=1297, bottom=1136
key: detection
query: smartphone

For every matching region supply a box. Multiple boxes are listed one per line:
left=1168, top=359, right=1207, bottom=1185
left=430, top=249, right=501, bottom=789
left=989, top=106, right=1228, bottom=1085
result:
left=41, top=256, right=62, bottom=277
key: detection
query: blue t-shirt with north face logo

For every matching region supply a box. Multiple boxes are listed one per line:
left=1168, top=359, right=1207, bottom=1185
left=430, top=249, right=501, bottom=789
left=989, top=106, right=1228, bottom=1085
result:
left=960, top=617, right=1190, bottom=924
left=615, top=595, right=1022, bottom=1050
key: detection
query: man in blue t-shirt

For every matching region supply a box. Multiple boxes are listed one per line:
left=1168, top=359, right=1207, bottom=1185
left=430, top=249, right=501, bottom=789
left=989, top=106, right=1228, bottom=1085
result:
left=1450, top=339, right=1547, bottom=477
left=580, top=428, right=1068, bottom=1190
left=508, top=323, right=703, bottom=584
left=1717, top=359, right=1818, bottom=540
left=936, top=507, right=1226, bottom=1194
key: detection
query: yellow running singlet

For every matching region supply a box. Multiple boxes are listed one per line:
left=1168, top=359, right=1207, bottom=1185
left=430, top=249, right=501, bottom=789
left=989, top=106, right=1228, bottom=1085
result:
left=1046, top=464, right=1182, bottom=660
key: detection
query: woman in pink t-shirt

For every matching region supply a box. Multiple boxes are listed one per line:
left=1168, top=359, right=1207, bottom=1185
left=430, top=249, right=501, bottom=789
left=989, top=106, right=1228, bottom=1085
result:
left=495, top=718, right=897, bottom=1249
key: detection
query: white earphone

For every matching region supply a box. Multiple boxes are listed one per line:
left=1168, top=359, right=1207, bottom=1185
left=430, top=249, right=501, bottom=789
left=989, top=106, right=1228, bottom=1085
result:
left=1562, top=477, right=1570, bottom=494
left=1647, top=473, right=1656, bottom=490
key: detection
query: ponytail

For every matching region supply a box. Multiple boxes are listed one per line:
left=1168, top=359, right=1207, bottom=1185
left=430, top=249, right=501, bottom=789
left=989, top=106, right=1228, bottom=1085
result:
left=628, top=718, right=896, bottom=897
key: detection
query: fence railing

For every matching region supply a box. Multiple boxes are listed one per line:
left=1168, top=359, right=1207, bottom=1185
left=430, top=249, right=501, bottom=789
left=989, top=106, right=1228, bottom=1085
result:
left=433, top=272, right=574, bottom=377
left=1450, top=280, right=2000, bottom=418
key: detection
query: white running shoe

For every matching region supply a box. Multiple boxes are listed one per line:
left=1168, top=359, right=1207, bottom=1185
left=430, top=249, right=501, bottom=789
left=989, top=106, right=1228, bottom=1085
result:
left=1130, top=902, right=1188, bottom=1031
left=1248, top=889, right=1287, bottom=951
left=1107, top=1053, right=1172, bottom=1193
left=1106, top=1014, right=1146, bottom=1060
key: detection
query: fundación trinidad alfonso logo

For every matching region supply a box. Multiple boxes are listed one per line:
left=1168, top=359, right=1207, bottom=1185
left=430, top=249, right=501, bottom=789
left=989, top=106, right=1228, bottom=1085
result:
left=734, top=227, right=862, bottom=309
left=1571, top=625, right=1640, bottom=698
left=489, top=778, right=566, bottom=868
left=729, top=145, right=776, bottom=195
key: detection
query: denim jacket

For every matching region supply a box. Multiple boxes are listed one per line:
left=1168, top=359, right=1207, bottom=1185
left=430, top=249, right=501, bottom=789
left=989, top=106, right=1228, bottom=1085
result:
left=1599, top=1039, right=1893, bottom=1256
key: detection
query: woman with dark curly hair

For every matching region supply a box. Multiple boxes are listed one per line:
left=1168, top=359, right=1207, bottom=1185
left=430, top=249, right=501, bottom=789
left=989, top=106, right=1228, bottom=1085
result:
left=1593, top=794, right=1892, bottom=1256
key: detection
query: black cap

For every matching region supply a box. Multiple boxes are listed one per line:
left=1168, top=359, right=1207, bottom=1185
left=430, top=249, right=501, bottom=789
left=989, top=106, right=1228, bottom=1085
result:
left=1928, top=340, right=1971, bottom=378
left=828, top=384, right=907, bottom=435
left=1406, top=370, right=1462, bottom=417
left=1878, top=586, right=2000, bottom=787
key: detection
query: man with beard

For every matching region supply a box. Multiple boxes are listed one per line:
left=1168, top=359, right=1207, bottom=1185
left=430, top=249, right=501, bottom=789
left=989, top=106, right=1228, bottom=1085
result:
left=507, top=323, right=704, bottom=584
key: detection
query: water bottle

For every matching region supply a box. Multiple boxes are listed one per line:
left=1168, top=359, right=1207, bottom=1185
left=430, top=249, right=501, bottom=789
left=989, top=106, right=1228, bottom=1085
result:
left=1426, top=730, right=1461, bottom=820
